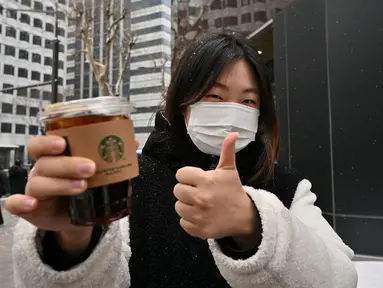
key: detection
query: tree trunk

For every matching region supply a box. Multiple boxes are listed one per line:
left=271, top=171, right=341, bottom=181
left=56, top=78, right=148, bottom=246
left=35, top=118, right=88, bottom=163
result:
left=98, top=78, right=111, bottom=97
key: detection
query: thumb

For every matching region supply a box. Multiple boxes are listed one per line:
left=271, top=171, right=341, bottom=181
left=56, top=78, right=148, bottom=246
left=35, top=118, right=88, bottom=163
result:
left=217, top=132, right=238, bottom=170
left=5, top=194, right=38, bottom=215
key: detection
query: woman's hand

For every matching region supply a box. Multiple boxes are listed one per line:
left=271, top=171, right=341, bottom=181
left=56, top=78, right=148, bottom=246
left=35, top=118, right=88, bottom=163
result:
left=5, top=135, right=96, bottom=252
left=5, top=135, right=139, bottom=253
left=174, top=133, right=261, bottom=246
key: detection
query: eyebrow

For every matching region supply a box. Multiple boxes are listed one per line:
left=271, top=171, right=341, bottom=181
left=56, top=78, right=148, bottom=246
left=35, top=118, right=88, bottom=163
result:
left=214, top=82, right=259, bottom=94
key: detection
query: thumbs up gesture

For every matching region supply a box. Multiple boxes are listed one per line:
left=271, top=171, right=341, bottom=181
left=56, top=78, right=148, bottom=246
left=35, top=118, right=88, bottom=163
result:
left=174, top=133, right=260, bottom=240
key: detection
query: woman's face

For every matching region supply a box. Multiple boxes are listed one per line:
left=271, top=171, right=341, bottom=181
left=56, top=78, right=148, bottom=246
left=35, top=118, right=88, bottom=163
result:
left=185, top=59, right=260, bottom=125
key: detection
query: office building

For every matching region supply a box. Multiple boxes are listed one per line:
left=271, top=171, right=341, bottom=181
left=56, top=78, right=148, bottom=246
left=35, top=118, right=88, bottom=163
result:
left=0, top=0, right=71, bottom=168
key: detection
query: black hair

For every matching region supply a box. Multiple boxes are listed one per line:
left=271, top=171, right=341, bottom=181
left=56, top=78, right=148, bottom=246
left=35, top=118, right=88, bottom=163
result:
left=165, top=31, right=279, bottom=181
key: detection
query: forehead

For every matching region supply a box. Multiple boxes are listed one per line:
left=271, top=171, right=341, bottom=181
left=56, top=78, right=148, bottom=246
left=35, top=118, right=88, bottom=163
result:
left=216, top=60, right=258, bottom=88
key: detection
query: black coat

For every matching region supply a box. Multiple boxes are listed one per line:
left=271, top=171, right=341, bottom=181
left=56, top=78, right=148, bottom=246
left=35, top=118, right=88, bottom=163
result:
left=0, top=170, right=10, bottom=197
left=128, top=112, right=304, bottom=287
left=8, top=165, right=28, bottom=195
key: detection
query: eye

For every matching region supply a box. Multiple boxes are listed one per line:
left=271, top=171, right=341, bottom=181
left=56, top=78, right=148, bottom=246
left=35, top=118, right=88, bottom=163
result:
left=206, top=94, right=223, bottom=100
left=242, top=99, right=257, bottom=107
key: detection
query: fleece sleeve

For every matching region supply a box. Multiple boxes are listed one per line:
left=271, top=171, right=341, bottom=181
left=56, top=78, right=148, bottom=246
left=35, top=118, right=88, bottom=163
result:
left=12, top=217, right=131, bottom=288
left=208, top=179, right=358, bottom=288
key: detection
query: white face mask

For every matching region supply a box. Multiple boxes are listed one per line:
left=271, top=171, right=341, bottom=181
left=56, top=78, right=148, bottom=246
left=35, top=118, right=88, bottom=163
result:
left=186, top=102, right=260, bottom=156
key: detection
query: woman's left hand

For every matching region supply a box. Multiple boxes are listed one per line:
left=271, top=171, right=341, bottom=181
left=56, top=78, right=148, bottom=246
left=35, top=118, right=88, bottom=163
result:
left=174, top=133, right=261, bottom=241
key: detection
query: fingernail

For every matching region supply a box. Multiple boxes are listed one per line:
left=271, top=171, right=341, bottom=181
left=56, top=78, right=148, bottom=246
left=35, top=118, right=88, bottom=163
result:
left=78, top=162, right=96, bottom=175
left=72, top=180, right=85, bottom=189
left=23, top=198, right=36, bottom=210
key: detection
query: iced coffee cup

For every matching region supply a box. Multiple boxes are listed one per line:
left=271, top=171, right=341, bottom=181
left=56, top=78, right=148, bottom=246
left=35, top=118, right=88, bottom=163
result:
left=40, top=96, right=138, bottom=226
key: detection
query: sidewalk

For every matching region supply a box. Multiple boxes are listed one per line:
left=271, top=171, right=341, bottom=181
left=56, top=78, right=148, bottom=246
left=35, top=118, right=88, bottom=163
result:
left=0, top=207, right=18, bottom=288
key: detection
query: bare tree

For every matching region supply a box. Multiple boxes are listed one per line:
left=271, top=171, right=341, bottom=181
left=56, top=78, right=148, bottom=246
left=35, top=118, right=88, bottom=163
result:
left=70, top=0, right=136, bottom=96
left=171, top=0, right=212, bottom=70
left=150, top=56, right=171, bottom=99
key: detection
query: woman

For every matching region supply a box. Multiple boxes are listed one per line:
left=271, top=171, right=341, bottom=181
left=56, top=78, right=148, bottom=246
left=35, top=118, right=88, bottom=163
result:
left=6, top=32, right=357, bottom=287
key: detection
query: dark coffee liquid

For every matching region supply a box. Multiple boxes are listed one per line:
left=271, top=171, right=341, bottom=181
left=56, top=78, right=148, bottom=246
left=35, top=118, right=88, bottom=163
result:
left=69, top=179, right=132, bottom=226
left=46, top=114, right=132, bottom=226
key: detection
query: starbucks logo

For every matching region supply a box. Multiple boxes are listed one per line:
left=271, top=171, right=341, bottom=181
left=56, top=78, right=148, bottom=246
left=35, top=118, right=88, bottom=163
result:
left=98, top=135, right=124, bottom=163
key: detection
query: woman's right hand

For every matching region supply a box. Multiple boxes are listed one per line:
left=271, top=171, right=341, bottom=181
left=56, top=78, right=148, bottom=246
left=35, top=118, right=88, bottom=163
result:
left=5, top=135, right=96, bottom=252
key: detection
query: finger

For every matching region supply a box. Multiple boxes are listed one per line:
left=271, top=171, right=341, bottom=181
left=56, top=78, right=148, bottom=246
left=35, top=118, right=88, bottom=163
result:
left=34, top=156, right=96, bottom=178
left=175, top=201, right=197, bottom=224
left=176, top=166, right=206, bottom=187
left=216, top=132, right=238, bottom=170
left=180, top=218, right=204, bottom=239
left=26, top=176, right=88, bottom=198
left=5, top=194, right=38, bottom=215
left=173, top=183, right=198, bottom=205
left=28, top=136, right=66, bottom=159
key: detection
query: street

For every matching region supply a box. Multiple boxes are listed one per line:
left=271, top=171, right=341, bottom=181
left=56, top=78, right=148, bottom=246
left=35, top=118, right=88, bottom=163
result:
left=0, top=207, right=18, bottom=288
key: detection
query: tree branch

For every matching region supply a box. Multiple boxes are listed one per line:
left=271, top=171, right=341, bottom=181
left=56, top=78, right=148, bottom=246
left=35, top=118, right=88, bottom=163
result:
left=115, top=32, right=136, bottom=94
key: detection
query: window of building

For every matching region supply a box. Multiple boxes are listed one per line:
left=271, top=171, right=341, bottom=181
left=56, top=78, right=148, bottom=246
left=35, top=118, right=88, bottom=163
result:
left=32, top=35, right=42, bottom=45
left=46, top=6, right=54, bottom=12
left=57, top=27, right=65, bottom=37
left=59, top=61, right=64, bottom=69
left=29, top=107, right=39, bottom=117
left=5, top=45, right=15, bottom=56
left=20, top=31, right=30, bottom=42
left=241, top=0, right=249, bottom=6
left=6, top=27, right=16, bottom=38
left=19, top=49, right=29, bottom=60
left=18, top=68, right=28, bottom=78
left=0, top=5, right=3, bottom=15
left=33, top=18, right=42, bottom=28
left=30, top=89, right=40, bottom=99
left=42, top=91, right=51, bottom=100
left=241, top=13, right=251, bottom=24
left=32, top=53, right=41, bottom=63
left=226, top=0, right=237, bottom=8
left=21, top=0, right=31, bottom=7
left=59, top=44, right=65, bottom=53
left=254, top=11, right=267, bottom=22
left=45, top=39, right=52, bottom=49
left=16, top=124, right=26, bottom=134
left=29, top=125, right=39, bottom=135
left=43, top=74, right=51, bottom=82
left=17, top=88, right=27, bottom=97
left=1, top=123, right=12, bottom=133
left=6, top=9, right=17, bottom=19
left=58, top=77, right=63, bottom=86
left=20, top=13, right=30, bottom=24
left=2, top=83, right=13, bottom=95
left=57, top=11, right=65, bottom=20
left=31, top=71, right=41, bottom=81
left=45, top=23, right=54, bottom=32
left=3, top=64, right=15, bottom=76
left=16, top=105, right=27, bottom=115
left=34, top=1, right=43, bottom=10
left=211, top=0, right=222, bottom=10
left=223, top=16, right=238, bottom=26
left=44, top=57, right=52, bottom=66
left=58, top=0, right=66, bottom=4
left=1, top=103, right=13, bottom=114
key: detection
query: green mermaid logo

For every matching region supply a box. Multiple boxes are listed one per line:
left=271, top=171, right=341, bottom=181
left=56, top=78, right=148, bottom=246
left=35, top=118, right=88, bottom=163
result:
left=98, top=135, right=124, bottom=163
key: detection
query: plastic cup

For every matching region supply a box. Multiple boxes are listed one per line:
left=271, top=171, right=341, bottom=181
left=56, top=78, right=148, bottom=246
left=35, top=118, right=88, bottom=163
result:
left=40, top=96, right=138, bottom=226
